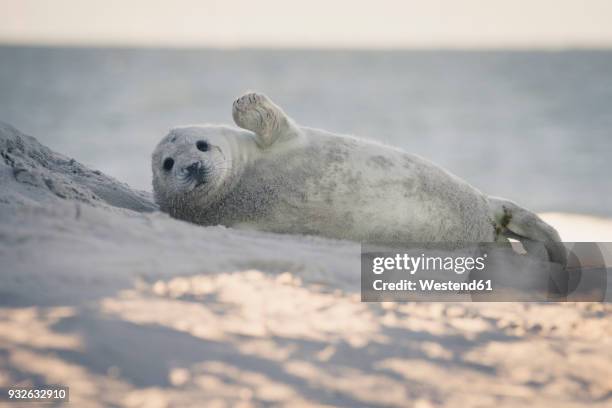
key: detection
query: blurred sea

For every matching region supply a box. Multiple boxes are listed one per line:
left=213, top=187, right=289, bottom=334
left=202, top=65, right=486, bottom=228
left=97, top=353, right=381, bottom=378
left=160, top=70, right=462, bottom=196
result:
left=0, top=46, right=610, bottom=215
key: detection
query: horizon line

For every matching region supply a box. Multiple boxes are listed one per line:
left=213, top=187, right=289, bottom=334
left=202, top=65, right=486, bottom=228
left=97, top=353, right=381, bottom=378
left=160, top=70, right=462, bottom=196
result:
left=2, top=40, right=612, bottom=52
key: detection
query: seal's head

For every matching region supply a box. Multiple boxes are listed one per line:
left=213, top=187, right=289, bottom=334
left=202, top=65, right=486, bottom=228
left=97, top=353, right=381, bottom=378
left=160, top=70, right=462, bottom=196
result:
left=152, top=125, right=245, bottom=215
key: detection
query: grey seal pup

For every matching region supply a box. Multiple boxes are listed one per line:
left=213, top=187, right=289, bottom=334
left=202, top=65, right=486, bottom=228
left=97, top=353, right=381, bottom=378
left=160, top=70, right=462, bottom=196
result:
left=152, top=92, right=566, bottom=265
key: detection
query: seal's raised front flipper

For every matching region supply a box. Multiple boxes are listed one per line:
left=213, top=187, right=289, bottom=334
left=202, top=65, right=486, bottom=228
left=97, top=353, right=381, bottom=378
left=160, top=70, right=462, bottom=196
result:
left=489, top=196, right=567, bottom=266
left=232, top=92, right=301, bottom=148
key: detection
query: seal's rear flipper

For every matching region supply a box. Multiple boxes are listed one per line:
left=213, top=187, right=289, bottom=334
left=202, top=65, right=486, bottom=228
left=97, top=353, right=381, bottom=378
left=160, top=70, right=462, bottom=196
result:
left=232, top=92, right=301, bottom=148
left=489, top=197, right=567, bottom=266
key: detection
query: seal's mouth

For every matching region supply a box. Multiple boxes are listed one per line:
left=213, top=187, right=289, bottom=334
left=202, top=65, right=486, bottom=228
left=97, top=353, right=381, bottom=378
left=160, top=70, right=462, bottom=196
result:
left=194, top=178, right=208, bottom=188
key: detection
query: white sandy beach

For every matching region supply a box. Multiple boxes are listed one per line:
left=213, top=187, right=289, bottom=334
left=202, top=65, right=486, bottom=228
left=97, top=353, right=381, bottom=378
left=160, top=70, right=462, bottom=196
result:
left=539, top=212, right=612, bottom=242
left=0, top=123, right=611, bottom=407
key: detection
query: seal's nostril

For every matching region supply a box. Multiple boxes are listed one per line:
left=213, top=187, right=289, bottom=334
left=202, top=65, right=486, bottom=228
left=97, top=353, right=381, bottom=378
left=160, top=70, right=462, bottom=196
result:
left=185, top=162, right=199, bottom=174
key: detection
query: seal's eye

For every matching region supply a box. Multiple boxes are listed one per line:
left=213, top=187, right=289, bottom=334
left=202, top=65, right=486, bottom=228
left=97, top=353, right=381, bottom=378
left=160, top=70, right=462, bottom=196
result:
left=163, top=158, right=174, bottom=171
left=196, top=140, right=209, bottom=152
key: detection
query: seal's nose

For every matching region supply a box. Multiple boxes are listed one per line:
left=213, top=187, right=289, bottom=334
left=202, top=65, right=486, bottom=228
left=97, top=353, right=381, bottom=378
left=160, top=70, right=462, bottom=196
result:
left=184, top=162, right=208, bottom=185
left=184, top=162, right=200, bottom=175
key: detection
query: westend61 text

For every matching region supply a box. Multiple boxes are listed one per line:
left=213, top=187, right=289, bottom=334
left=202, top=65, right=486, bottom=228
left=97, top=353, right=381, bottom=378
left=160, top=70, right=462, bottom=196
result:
left=372, top=279, right=493, bottom=292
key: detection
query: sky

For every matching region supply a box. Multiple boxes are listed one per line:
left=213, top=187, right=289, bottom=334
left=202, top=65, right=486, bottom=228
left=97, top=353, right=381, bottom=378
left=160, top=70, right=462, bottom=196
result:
left=1, top=0, right=612, bottom=48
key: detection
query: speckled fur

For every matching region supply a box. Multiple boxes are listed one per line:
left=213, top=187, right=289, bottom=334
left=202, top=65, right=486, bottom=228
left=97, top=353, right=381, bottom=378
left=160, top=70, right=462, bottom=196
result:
left=152, top=93, right=565, bottom=262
